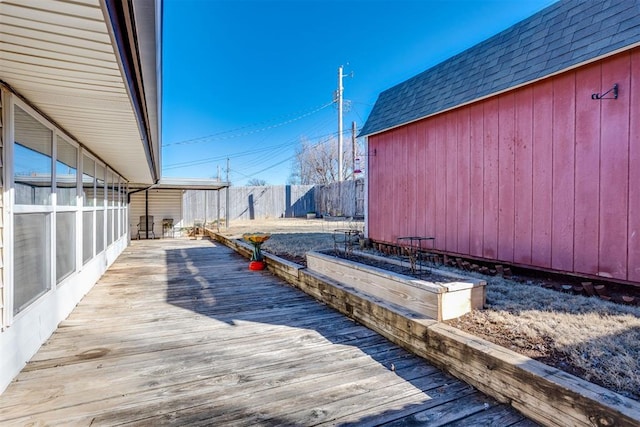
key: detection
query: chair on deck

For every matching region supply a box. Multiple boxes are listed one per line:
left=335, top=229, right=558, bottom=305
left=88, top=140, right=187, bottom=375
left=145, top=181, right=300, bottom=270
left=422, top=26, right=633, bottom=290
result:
left=137, top=215, right=155, bottom=239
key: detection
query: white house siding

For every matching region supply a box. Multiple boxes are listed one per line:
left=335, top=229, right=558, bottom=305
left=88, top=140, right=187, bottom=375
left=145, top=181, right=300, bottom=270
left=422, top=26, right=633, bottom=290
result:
left=130, top=189, right=183, bottom=239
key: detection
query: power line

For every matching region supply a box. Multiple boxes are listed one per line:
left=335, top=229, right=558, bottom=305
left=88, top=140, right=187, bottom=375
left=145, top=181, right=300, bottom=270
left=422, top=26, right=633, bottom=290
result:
left=232, top=133, right=338, bottom=182
left=164, top=128, right=344, bottom=171
left=235, top=115, right=337, bottom=171
left=163, top=140, right=291, bottom=169
left=162, top=101, right=335, bottom=147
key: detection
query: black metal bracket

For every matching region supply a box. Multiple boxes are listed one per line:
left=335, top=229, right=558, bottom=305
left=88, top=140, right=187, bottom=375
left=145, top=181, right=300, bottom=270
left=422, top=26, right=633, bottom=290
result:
left=591, top=83, right=618, bottom=100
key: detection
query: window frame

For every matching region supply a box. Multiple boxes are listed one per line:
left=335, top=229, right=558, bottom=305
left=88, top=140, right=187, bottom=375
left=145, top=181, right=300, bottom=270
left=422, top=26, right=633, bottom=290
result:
left=5, top=94, right=128, bottom=324
left=9, top=100, right=56, bottom=318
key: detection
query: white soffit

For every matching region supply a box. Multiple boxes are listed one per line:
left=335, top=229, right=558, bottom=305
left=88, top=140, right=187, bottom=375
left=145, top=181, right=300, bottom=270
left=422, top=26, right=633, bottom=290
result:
left=0, top=0, right=157, bottom=184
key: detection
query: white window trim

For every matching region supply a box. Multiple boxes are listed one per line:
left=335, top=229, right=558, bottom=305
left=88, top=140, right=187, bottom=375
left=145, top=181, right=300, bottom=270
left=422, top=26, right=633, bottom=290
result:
left=2, top=88, right=13, bottom=327
left=9, top=97, right=55, bottom=321
left=5, top=94, right=127, bottom=325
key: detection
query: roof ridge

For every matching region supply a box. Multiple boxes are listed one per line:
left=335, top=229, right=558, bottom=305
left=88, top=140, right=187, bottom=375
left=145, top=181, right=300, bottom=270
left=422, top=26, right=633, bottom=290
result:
left=361, top=0, right=640, bottom=137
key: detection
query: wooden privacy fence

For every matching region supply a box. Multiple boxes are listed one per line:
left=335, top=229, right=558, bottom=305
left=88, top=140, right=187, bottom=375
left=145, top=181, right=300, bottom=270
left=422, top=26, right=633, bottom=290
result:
left=314, top=179, right=364, bottom=218
left=182, top=185, right=313, bottom=225
left=182, top=179, right=364, bottom=226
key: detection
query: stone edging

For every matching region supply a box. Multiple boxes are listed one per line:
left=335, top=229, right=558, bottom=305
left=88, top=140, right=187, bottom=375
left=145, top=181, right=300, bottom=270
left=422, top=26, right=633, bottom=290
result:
left=208, top=229, right=640, bottom=427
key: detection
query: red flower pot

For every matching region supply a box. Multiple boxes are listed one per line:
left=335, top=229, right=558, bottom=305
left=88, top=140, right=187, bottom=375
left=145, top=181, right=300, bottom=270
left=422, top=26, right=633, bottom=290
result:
left=249, top=260, right=266, bottom=271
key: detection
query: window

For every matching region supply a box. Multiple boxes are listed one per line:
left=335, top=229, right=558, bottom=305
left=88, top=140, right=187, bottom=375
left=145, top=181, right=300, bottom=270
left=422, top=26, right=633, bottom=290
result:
left=82, top=155, right=95, bottom=207
left=56, top=212, right=76, bottom=282
left=119, top=181, right=127, bottom=238
left=9, top=100, right=129, bottom=317
left=116, top=178, right=122, bottom=237
left=56, top=136, right=77, bottom=206
left=12, top=105, right=54, bottom=314
left=108, top=171, right=117, bottom=207
left=107, top=209, right=114, bottom=246
left=13, top=213, right=51, bottom=314
left=96, top=209, right=105, bottom=253
left=95, top=163, right=105, bottom=207
left=14, top=106, right=52, bottom=205
left=82, top=211, right=94, bottom=264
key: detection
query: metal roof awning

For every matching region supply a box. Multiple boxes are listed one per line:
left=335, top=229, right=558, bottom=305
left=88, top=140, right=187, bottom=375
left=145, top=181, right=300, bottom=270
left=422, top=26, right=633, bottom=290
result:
left=130, top=178, right=230, bottom=191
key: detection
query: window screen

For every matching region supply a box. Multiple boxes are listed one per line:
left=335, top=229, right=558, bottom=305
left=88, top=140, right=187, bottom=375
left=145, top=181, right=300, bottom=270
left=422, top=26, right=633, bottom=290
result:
left=96, top=210, right=105, bottom=253
left=14, top=107, right=52, bottom=205
left=82, top=210, right=94, bottom=264
left=56, top=212, right=76, bottom=283
left=82, top=156, right=95, bottom=207
left=95, top=163, right=105, bottom=207
left=14, top=213, right=51, bottom=314
left=56, top=137, right=77, bottom=206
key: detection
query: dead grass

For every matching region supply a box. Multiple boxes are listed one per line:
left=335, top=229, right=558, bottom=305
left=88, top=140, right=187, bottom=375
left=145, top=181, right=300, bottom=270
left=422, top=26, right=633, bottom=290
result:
left=218, top=218, right=358, bottom=260
left=217, top=219, right=640, bottom=401
left=442, top=269, right=640, bottom=401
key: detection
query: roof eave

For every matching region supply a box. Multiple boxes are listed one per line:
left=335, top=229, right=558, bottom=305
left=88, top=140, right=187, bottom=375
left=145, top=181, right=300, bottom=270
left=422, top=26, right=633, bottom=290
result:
left=102, top=0, right=161, bottom=183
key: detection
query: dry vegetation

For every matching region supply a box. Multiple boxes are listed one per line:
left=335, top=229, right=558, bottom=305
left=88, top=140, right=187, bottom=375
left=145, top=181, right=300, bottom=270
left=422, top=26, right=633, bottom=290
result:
left=218, top=218, right=352, bottom=262
left=441, top=267, right=640, bottom=401
left=218, top=218, right=640, bottom=401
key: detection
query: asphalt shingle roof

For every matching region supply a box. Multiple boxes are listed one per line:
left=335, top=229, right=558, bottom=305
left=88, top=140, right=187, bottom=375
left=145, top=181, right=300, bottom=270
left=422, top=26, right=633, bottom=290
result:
left=360, top=0, right=640, bottom=137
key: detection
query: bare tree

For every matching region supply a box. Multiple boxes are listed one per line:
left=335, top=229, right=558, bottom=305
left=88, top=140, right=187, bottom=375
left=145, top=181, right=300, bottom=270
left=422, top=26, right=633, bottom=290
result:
left=246, top=178, right=267, bottom=186
left=289, top=136, right=362, bottom=185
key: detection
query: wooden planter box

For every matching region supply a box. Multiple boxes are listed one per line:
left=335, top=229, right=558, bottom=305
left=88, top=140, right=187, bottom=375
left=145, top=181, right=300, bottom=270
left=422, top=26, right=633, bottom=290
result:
left=306, top=250, right=486, bottom=321
left=211, top=230, right=640, bottom=426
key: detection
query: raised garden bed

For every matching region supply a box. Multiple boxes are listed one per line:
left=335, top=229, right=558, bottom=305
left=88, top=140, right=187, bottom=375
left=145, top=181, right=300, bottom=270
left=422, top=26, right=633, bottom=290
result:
left=209, top=229, right=640, bottom=426
left=306, top=250, right=486, bottom=321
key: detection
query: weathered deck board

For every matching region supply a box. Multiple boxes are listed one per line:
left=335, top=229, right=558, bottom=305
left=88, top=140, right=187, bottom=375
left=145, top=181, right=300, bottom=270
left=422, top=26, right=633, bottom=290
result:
left=0, top=238, right=533, bottom=426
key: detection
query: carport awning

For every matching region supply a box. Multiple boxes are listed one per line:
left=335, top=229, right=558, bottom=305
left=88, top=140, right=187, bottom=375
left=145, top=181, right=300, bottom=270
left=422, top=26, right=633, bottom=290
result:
left=130, top=178, right=230, bottom=191
left=0, top=0, right=161, bottom=184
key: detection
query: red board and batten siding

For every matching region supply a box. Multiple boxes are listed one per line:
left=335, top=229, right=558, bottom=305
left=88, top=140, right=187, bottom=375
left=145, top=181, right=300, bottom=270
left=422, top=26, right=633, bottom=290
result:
left=630, top=50, right=640, bottom=283
left=367, top=47, right=640, bottom=283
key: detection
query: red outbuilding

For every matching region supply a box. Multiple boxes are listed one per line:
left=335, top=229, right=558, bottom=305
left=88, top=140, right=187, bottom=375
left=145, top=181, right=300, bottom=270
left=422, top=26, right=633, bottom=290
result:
left=360, top=0, right=640, bottom=284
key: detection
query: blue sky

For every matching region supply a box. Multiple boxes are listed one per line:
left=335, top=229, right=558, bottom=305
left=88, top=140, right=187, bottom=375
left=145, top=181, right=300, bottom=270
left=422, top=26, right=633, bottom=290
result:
left=162, top=0, right=556, bottom=185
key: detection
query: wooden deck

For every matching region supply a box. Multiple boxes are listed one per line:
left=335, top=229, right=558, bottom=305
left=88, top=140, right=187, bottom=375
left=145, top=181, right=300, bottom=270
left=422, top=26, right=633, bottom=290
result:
left=0, top=238, right=536, bottom=426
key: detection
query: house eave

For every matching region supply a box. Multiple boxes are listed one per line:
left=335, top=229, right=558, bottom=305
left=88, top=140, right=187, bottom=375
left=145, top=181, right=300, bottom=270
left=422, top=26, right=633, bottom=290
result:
left=0, top=0, right=162, bottom=183
left=102, top=0, right=162, bottom=183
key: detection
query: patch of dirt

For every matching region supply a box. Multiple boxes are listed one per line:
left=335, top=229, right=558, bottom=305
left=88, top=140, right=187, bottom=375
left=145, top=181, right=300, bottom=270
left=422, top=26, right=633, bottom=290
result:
left=277, top=254, right=306, bottom=265
left=444, top=315, right=588, bottom=380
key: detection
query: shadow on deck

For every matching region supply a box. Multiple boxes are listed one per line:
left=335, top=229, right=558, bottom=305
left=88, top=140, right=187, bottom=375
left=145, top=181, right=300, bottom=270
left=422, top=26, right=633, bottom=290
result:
left=0, top=238, right=533, bottom=426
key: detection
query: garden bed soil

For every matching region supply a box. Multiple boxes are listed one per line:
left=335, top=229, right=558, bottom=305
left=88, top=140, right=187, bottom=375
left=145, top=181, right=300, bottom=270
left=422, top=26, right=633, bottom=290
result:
left=308, top=250, right=485, bottom=321
left=327, top=251, right=455, bottom=283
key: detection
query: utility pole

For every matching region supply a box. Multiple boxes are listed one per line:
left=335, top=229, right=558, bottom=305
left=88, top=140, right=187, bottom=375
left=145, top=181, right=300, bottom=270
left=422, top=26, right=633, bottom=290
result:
left=337, top=65, right=344, bottom=182
left=336, top=65, right=353, bottom=182
left=225, top=158, right=230, bottom=229
left=217, top=164, right=221, bottom=231
left=352, top=121, right=357, bottom=181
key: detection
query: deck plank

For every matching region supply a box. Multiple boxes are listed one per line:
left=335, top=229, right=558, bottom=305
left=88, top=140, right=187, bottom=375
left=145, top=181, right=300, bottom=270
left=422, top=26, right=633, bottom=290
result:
left=0, top=238, right=534, bottom=426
